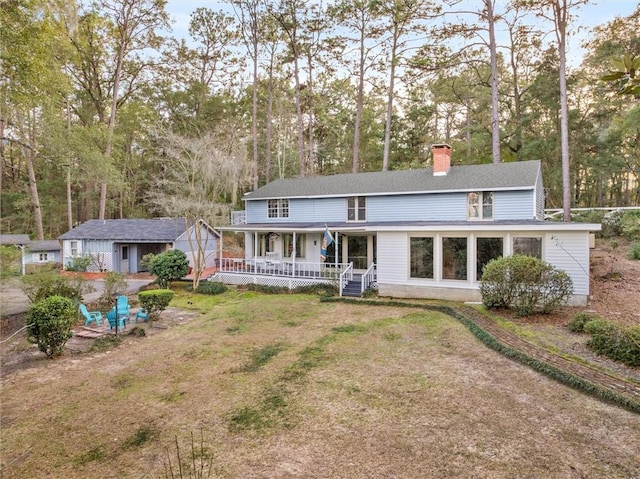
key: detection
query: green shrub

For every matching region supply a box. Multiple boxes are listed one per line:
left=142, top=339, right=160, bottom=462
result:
left=139, top=289, right=174, bottom=319
left=148, top=250, right=189, bottom=288
left=567, top=311, right=601, bottom=333
left=194, top=281, right=228, bottom=295
left=628, top=241, right=640, bottom=260
left=96, top=272, right=128, bottom=310
left=65, top=254, right=92, bottom=272
left=584, top=319, right=640, bottom=367
left=246, top=283, right=288, bottom=294
left=293, top=283, right=337, bottom=296
left=601, top=210, right=624, bottom=239
left=0, top=245, right=22, bottom=278
left=26, top=295, right=76, bottom=357
left=21, top=271, right=88, bottom=304
left=621, top=210, right=640, bottom=241
left=480, top=255, right=573, bottom=316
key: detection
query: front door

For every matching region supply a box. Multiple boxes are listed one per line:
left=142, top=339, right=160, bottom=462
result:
left=120, top=245, right=129, bottom=273
left=347, top=235, right=375, bottom=270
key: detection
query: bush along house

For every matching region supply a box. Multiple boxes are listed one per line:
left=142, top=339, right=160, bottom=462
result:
left=214, top=144, right=600, bottom=305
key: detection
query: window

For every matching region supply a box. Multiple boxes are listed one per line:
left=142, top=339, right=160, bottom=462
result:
left=476, top=237, right=503, bottom=281
left=513, top=237, right=542, bottom=258
left=410, top=237, right=434, bottom=279
left=284, top=234, right=305, bottom=258
left=268, top=199, right=289, bottom=218
left=70, top=241, right=78, bottom=256
left=442, top=237, right=467, bottom=280
left=39, top=253, right=49, bottom=262
left=347, top=196, right=366, bottom=222
left=468, top=192, right=493, bottom=220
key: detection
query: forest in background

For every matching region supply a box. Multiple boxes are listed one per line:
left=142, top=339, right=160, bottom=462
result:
left=1, top=0, right=639, bottom=240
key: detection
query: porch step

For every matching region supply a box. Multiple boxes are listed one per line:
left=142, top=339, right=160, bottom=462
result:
left=342, top=277, right=362, bottom=297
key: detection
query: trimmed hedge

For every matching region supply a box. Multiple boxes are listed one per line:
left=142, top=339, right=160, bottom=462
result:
left=194, top=281, right=228, bottom=295
left=139, top=289, right=175, bottom=319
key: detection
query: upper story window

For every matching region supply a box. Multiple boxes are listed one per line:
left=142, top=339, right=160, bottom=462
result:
left=468, top=191, right=493, bottom=220
left=347, top=196, right=366, bottom=222
left=268, top=199, right=289, bottom=218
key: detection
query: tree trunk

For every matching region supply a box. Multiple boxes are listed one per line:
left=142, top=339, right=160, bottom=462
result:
left=485, top=0, right=501, bottom=164
left=352, top=27, right=365, bottom=174
left=554, top=0, right=571, bottom=221
left=382, top=26, right=399, bottom=172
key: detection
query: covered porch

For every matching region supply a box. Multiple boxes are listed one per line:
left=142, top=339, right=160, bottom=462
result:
left=212, top=224, right=377, bottom=296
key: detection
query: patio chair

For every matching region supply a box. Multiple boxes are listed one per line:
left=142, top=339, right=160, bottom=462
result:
left=116, top=295, right=131, bottom=317
left=134, top=308, right=149, bottom=323
left=79, top=304, right=102, bottom=326
left=106, top=309, right=127, bottom=330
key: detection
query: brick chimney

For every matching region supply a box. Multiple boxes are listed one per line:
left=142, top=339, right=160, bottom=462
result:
left=432, top=143, right=451, bottom=176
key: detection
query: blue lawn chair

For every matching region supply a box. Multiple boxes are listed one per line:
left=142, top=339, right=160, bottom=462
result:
left=135, top=308, right=149, bottom=323
left=79, top=304, right=103, bottom=326
left=106, top=309, right=126, bottom=330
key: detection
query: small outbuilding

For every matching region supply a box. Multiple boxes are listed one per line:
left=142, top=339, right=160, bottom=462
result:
left=58, top=218, right=220, bottom=274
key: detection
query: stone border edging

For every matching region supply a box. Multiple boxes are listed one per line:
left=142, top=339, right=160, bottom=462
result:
left=320, top=297, right=640, bottom=415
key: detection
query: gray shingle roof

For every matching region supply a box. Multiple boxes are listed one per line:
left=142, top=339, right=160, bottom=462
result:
left=0, top=234, right=31, bottom=245
left=244, top=160, right=541, bottom=200
left=58, top=219, right=192, bottom=241
left=28, top=240, right=61, bottom=251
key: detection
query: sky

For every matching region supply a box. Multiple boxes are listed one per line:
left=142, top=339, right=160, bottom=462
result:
left=162, top=0, right=638, bottom=66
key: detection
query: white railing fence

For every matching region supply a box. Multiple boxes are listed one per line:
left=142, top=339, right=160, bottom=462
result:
left=339, top=263, right=354, bottom=297
left=361, top=263, right=377, bottom=293
left=218, top=258, right=350, bottom=280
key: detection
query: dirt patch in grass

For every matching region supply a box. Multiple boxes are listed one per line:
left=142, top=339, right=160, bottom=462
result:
left=1, top=293, right=639, bottom=479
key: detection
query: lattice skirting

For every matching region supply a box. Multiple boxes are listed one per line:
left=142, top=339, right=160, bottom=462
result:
left=210, top=273, right=332, bottom=289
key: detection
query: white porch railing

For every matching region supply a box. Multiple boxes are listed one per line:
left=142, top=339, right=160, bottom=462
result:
left=361, top=263, right=377, bottom=293
left=218, top=257, right=350, bottom=280
left=339, top=263, right=354, bottom=297
left=231, top=211, right=246, bottom=225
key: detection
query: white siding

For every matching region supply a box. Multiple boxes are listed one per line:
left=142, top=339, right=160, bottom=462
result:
left=246, top=198, right=345, bottom=223
left=543, top=232, right=590, bottom=296
left=369, top=193, right=467, bottom=221
left=535, top=169, right=545, bottom=220
left=376, top=232, right=408, bottom=283
left=494, top=190, right=535, bottom=220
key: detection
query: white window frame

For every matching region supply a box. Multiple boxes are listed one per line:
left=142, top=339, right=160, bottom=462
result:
left=347, top=196, right=366, bottom=222
left=468, top=191, right=493, bottom=220
left=267, top=199, right=289, bottom=218
left=38, top=252, right=49, bottom=262
left=70, top=241, right=79, bottom=256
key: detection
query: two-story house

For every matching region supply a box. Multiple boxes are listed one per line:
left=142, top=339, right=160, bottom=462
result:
left=215, top=145, right=600, bottom=305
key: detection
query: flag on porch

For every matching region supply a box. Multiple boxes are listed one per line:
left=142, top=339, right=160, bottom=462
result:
left=320, top=227, right=334, bottom=262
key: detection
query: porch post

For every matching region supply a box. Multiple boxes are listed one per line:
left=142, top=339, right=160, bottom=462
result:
left=292, top=232, right=296, bottom=276
left=219, top=230, right=223, bottom=271
left=334, top=231, right=339, bottom=268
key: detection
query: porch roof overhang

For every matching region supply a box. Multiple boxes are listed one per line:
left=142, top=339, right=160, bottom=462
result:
left=218, top=220, right=601, bottom=234
left=218, top=222, right=369, bottom=233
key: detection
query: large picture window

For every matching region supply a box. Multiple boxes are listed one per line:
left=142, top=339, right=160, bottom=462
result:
left=442, top=237, right=467, bottom=280
left=268, top=199, right=289, bottom=218
left=468, top=192, right=493, bottom=220
left=476, top=237, right=503, bottom=281
left=513, top=237, right=542, bottom=258
left=347, top=196, right=366, bottom=222
left=410, top=237, right=434, bottom=279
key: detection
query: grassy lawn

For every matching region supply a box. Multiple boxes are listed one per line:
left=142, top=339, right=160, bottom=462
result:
left=1, top=289, right=639, bottom=478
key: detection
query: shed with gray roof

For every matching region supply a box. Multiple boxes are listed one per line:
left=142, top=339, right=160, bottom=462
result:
left=59, top=218, right=220, bottom=274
